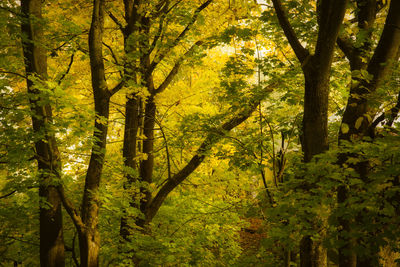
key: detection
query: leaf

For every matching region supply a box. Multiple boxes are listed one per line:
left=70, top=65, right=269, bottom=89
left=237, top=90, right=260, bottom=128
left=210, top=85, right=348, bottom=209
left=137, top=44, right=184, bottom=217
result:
left=341, top=123, right=349, bottom=134
left=355, top=117, right=363, bottom=130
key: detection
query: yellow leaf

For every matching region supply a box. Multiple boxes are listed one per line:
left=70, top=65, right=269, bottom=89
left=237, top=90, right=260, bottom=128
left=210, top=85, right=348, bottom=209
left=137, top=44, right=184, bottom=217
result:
left=364, top=114, right=372, bottom=123
left=341, top=123, right=349, bottom=134
left=355, top=117, right=363, bottom=129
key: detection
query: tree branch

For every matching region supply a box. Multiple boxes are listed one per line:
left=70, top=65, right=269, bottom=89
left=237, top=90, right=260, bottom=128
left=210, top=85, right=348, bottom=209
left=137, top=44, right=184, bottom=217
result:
left=154, top=40, right=203, bottom=95
left=57, top=186, right=85, bottom=234
left=145, top=98, right=264, bottom=223
left=109, top=80, right=125, bottom=96
left=148, top=0, right=213, bottom=74
left=337, top=36, right=355, bottom=61
left=366, top=0, right=400, bottom=92
left=58, top=53, right=75, bottom=85
left=0, top=190, right=17, bottom=199
left=107, top=11, right=124, bottom=32
left=0, top=70, right=26, bottom=79
left=314, top=0, right=348, bottom=70
left=271, top=0, right=309, bottom=63
left=103, top=42, right=120, bottom=66
left=148, top=10, right=167, bottom=56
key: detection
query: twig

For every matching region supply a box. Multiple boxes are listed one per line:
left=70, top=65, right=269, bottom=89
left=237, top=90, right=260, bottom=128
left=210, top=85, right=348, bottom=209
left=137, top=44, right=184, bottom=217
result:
left=0, top=190, right=17, bottom=199
left=58, top=53, right=75, bottom=85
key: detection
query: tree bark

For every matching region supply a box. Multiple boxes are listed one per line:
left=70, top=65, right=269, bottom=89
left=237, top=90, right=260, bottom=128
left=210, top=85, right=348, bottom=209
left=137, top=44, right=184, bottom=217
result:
left=79, top=0, right=111, bottom=265
left=20, top=0, right=65, bottom=266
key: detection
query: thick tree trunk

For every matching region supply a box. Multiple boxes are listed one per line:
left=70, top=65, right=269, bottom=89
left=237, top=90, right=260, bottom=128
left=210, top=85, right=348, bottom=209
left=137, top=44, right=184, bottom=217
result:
left=302, top=67, right=329, bottom=162
left=78, top=230, right=100, bottom=267
left=299, top=70, right=329, bottom=267
left=20, top=0, right=65, bottom=266
left=299, top=58, right=332, bottom=267
left=300, top=1, right=348, bottom=266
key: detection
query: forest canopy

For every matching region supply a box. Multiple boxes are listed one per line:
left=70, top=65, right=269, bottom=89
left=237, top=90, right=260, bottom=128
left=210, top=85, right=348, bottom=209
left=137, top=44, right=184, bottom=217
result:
left=1, top=0, right=400, bottom=266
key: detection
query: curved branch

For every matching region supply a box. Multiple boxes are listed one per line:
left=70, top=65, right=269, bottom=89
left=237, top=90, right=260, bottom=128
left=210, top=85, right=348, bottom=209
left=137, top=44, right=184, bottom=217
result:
left=0, top=70, right=26, bottom=79
left=145, top=100, right=261, bottom=223
left=337, top=36, right=355, bottom=61
left=155, top=40, right=203, bottom=95
left=108, top=11, right=124, bottom=32
left=57, top=186, right=85, bottom=234
left=0, top=190, right=17, bottom=199
left=271, top=0, right=309, bottom=63
left=58, top=53, right=75, bottom=85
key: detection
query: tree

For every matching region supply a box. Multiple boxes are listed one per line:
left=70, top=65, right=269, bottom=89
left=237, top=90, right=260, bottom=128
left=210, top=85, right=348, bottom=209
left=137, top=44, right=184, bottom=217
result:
left=20, top=0, right=65, bottom=265
left=116, top=0, right=263, bottom=243
left=58, top=0, right=124, bottom=265
left=337, top=1, right=400, bottom=266
left=270, top=0, right=348, bottom=266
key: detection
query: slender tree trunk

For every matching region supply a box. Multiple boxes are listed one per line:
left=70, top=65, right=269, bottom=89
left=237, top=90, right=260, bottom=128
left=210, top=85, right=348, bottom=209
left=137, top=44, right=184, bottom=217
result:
left=120, top=96, right=141, bottom=240
left=20, top=0, right=65, bottom=266
left=119, top=0, right=142, bottom=241
left=139, top=97, right=156, bottom=222
left=78, top=0, right=111, bottom=265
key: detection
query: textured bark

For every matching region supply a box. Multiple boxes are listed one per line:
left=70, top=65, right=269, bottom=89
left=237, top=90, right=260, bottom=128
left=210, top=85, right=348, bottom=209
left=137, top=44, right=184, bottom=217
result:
left=137, top=13, right=156, bottom=224
left=339, top=0, right=400, bottom=142
left=20, top=0, right=65, bottom=266
left=271, top=1, right=348, bottom=266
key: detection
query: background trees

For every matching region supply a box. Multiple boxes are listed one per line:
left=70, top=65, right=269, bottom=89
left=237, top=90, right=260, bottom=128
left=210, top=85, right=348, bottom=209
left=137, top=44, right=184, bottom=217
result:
left=1, top=0, right=400, bottom=266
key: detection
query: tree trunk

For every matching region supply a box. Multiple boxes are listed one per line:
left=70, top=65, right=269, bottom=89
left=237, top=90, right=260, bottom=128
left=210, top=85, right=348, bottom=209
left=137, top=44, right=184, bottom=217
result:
left=299, top=59, right=332, bottom=267
left=20, top=0, right=65, bottom=266
left=78, top=230, right=100, bottom=267
left=301, top=66, right=330, bottom=162
left=139, top=97, right=156, bottom=221
left=120, top=96, right=141, bottom=240
left=119, top=0, right=143, bottom=240
left=337, top=1, right=400, bottom=266
left=302, top=1, right=348, bottom=266
left=78, top=0, right=111, bottom=265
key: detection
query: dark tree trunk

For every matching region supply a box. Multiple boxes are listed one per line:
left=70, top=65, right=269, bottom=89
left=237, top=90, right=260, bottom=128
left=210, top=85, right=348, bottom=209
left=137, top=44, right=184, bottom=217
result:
left=302, top=64, right=330, bottom=162
left=120, top=96, right=141, bottom=240
left=337, top=1, right=400, bottom=266
left=271, top=0, right=348, bottom=266
left=119, top=0, right=143, bottom=241
left=20, top=0, right=65, bottom=266
left=139, top=97, right=156, bottom=220
left=79, top=0, right=111, bottom=265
